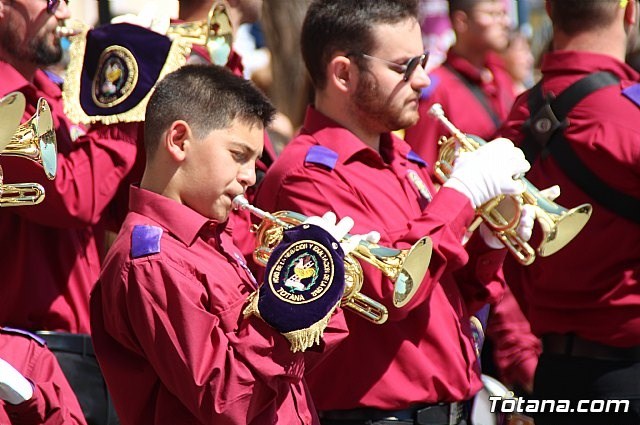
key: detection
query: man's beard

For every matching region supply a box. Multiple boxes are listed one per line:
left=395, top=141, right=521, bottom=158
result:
left=353, top=71, right=417, bottom=133
left=1, top=24, right=62, bottom=67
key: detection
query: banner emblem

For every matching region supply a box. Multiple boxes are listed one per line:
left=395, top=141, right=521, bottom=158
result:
left=268, top=240, right=335, bottom=304
left=92, top=46, right=138, bottom=108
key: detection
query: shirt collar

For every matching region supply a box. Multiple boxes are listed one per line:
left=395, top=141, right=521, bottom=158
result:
left=128, top=185, right=214, bottom=246
left=0, top=61, right=63, bottom=101
left=445, top=50, right=505, bottom=85
left=0, top=61, right=31, bottom=94
left=301, top=105, right=411, bottom=166
left=541, top=50, right=640, bottom=81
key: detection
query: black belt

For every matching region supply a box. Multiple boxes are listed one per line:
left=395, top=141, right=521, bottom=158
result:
left=35, top=331, right=95, bottom=357
left=320, top=402, right=467, bottom=425
left=542, top=333, right=640, bottom=362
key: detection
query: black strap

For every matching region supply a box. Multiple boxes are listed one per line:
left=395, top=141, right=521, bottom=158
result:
left=522, top=71, right=620, bottom=165
left=522, top=72, right=640, bottom=224
left=444, top=63, right=501, bottom=128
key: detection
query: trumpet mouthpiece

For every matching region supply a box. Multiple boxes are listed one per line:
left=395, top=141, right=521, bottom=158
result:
left=232, top=194, right=249, bottom=209
left=428, top=103, right=444, bottom=118
left=55, top=26, right=81, bottom=37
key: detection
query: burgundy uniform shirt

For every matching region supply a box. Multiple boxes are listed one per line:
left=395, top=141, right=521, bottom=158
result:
left=404, top=51, right=516, bottom=171
left=254, top=106, right=507, bottom=409
left=91, top=186, right=347, bottom=424
left=499, top=51, right=640, bottom=347
left=485, top=286, right=540, bottom=388
left=0, top=328, right=87, bottom=425
left=0, top=62, right=138, bottom=333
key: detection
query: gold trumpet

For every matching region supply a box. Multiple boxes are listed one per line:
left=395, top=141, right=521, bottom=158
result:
left=0, top=96, right=58, bottom=207
left=167, top=1, right=233, bottom=66
left=233, top=196, right=433, bottom=324
left=428, top=103, right=592, bottom=265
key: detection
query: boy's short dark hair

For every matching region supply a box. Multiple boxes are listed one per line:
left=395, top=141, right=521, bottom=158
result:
left=301, top=0, right=419, bottom=89
left=144, top=64, right=275, bottom=157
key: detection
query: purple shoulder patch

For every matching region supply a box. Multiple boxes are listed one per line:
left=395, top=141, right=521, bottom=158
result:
left=407, top=150, right=428, bottom=167
left=131, top=225, right=163, bottom=259
left=1, top=327, right=46, bottom=346
left=622, top=83, right=640, bottom=107
left=304, top=145, right=339, bottom=170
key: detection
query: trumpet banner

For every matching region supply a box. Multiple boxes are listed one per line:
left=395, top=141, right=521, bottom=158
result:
left=63, top=23, right=191, bottom=125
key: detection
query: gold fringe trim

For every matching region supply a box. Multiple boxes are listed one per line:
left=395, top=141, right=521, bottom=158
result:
left=63, top=32, right=192, bottom=125
left=242, top=292, right=261, bottom=319
left=282, top=301, right=340, bottom=353
left=243, top=292, right=340, bottom=353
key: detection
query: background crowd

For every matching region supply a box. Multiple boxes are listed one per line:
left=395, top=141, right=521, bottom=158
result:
left=0, top=0, right=638, bottom=425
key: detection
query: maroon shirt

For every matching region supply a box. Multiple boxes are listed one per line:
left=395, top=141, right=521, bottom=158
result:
left=0, top=328, right=87, bottom=425
left=91, top=186, right=347, bottom=424
left=254, top=106, right=507, bottom=409
left=485, top=286, right=540, bottom=389
left=0, top=62, right=139, bottom=333
left=499, top=51, right=640, bottom=347
left=404, top=51, right=516, bottom=171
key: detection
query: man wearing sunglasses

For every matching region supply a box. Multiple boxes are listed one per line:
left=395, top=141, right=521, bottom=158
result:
left=254, top=1, right=533, bottom=424
left=0, top=1, right=138, bottom=424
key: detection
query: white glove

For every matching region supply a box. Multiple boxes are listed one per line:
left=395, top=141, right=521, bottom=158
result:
left=111, top=3, right=170, bottom=35
left=303, top=212, right=380, bottom=255
left=539, top=185, right=561, bottom=202
left=0, top=358, right=33, bottom=405
left=444, top=138, right=531, bottom=208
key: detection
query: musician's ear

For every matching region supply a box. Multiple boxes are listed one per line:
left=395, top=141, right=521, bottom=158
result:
left=327, top=54, right=353, bottom=93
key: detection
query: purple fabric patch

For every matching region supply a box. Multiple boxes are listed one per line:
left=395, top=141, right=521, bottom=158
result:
left=305, top=145, right=339, bottom=170
left=407, top=150, right=428, bottom=167
left=622, top=83, right=640, bottom=107
left=1, top=327, right=46, bottom=346
left=131, top=225, right=163, bottom=259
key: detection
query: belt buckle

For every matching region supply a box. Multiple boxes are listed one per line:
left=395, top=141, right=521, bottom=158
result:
left=448, top=402, right=461, bottom=425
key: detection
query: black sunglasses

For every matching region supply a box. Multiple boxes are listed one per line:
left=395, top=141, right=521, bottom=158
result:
left=352, top=51, right=430, bottom=82
left=46, top=0, right=68, bottom=14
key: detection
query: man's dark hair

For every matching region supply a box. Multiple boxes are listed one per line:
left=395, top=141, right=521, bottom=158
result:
left=144, top=64, right=275, bottom=157
left=448, top=0, right=483, bottom=16
left=548, top=0, right=619, bottom=36
left=301, top=0, right=419, bottom=89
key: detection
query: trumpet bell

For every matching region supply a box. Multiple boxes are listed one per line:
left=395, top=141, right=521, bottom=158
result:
left=3, top=98, right=57, bottom=180
left=362, top=237, right=433, bottom=307
left=0, top=92, right=26, bottom=151
left=538, top=203, right=592, bottom=257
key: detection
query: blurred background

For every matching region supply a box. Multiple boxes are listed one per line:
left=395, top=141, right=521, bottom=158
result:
left=66, top=0, right=550, bottom=143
